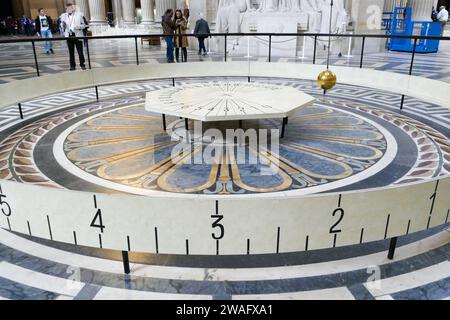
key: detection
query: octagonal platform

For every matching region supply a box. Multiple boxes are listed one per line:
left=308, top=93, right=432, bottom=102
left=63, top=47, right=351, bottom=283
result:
left=144, top=82, right=316, bottom=122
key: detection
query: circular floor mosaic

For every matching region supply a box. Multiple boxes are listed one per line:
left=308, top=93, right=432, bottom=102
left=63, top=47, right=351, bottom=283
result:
left=0, top=79, right=449, bottom=196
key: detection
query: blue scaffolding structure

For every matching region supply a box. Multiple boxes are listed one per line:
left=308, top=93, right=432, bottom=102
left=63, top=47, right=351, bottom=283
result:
left=386, top=7, right=442, bottom=53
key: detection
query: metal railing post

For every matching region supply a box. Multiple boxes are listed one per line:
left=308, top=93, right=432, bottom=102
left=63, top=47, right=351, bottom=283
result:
left=269, top=35, right=272, bottom=62
left=359, top=36, right=366, bottom=69
left=18, top=103, right=24, bottom=119
left=400, top=94, right=405, bottom=110
left=400, top=38, right=419, bottom=111
left=409, top=38, right=417, bottom=75
left=95, top=86, right=99, bottom=101
left=135, top=37, right=139, bottom=65
left=387, top=237, right=398, bottom=260
left=313, top=35, right=317, bottom=64
left=122, top=251, right=130, bottom=274
left=85, top=37, right=92, bottom=70
left=31, top=41, right=40, bottom=77
left=224, top=35, right=227, bottom=62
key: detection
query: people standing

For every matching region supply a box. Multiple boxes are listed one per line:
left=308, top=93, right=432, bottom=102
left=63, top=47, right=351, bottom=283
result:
left=162, top=9, right=176, bottom=63
left=35, top=8, right=54, bottom=54
left=20, top=15, right=33, bottom=35
left=56, top=17, right=64, bottom=36
left=437, top=6, right=449, bottom=32
left=174, top=9, right=189, bottom=63
left=0, top=19, right=6, bottom=35
left=431, top=7, right=439, bottom=22
left=60, top=3, right=86, bottom=71
left=194, top=13, right=210, bottom=56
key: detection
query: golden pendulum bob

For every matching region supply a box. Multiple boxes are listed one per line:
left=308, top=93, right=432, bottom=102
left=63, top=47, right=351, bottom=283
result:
left=317, top=0, right=337, bottom=93
left=317, top=69, right=337, bottom=91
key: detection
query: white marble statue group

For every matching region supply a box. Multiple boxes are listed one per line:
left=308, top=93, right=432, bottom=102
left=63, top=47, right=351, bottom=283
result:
left=216, top=0, right=347, bottom=34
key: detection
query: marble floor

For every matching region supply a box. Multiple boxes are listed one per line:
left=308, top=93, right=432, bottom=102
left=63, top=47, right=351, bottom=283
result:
left=0, top=224, right=448, bottom=300
left=0, top=78, right=448, bottom=196
left=0, top=34, right=449, bottom=300
left=0, top=30, right=449, bottom=84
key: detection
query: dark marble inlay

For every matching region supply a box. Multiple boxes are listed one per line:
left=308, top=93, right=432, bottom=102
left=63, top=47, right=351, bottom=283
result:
left=0, top=276, right=58, bottom=300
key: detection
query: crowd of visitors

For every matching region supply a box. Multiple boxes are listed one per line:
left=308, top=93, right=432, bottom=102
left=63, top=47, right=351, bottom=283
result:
left=1, top=5, right=212, bottom=66
left=0, top=16, right=42, bottom=36
left=162, top=9, right=211, bottom=63
left=1, top=3, right=89, bottom=71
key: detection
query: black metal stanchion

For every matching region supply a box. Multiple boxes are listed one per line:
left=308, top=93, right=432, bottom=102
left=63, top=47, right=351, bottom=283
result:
left=281, top=117, right=287, bottom=139
left=224, top=35, right=227, bottom=62
left=85, top=38, right=92, bottom=69
left=313, top=35, right=317, bottom=64
left=400, top=94, right=405, bottom=110
left=185, top=118, right=189, bottom=131
left=18, top=103, right=24, bottom=119
left=387, top=237, right=398, bottom=260
left=172, top=78, right=175, bottom=87
left=268, top=35, right=272, bottom=62
left=31, top=41, right=40, bottom=77
left=409, top=38, right=417, bottom=76
left=359, top=36, right=366, bottom=68
left=135, top=37, right=139, bottom=65
left=398, top=39, right=417, bottom=112
left=122, top=251, right=130, bottom=274
left=162, top=114, right=167, bottom=131
left=95, top=86, right=99, bottom=101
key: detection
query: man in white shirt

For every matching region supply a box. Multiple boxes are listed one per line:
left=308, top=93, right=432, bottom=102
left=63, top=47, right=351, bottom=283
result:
left=437, top=6, right=449, bottom=31
left=60, top=2, right=86, bottom=71
left=35, top=8, right=54, bottom=54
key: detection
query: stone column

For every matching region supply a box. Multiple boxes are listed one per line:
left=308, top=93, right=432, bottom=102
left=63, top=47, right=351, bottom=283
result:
left=112, top=0, right=123, bottom=25
left=384, top=0, right=397, bottom=13
left=386, top=0, right=409, bottom=13
left=188, top=0, right=206, bottom=22
left=22, top=0, right=31, bottom=17
left=122, top=0, right=136, bottom=24
left=207, top=0, right=219, bottom=24
left=12, top=0, right=25, bottom=17
left=55, top=0, right=66, bottom=16
left=141, top=0, right=155, bottom=24
left=155, top=0, right=177, bottom=23
left=408, top=0, right=434, bottom=21
left=75, top=0, right=90, bottom=20
left=88, top=0, right=107, bottom=24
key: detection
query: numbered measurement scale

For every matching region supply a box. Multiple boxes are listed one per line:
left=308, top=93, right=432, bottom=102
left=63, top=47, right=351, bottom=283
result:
left=1, top=177, right=449, bottom=256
